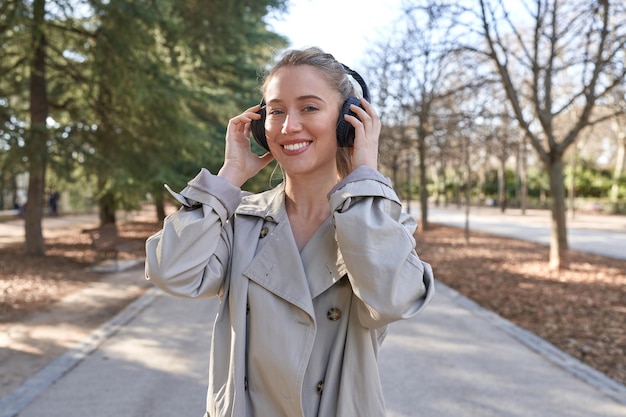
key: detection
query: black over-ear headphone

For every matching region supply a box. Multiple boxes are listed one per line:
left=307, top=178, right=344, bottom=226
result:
left=250, top=64, right=370, bottom=151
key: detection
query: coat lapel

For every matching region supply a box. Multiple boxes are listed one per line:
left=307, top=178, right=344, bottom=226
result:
left=300, top=217, right=348, bottom=299
left=237, top=184, right=348, bottom=319
left=240, top=186, right=316, bottom=319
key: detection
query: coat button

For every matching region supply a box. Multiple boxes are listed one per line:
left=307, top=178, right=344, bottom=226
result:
left=259, top=226, right=269, bottom=238
left=316, top=380, right=324, bottom=394
left=327, top=307, right=342, bottom=321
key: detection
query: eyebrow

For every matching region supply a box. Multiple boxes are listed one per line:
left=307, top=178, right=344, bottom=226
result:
left=266, top=95, right=326, bottom=105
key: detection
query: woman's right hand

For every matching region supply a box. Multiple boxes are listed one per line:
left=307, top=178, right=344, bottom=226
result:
left=217, top=105, right=274, bottom=187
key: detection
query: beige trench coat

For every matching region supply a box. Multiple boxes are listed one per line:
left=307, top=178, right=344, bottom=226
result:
left=145, top=166, right=435, bottom=417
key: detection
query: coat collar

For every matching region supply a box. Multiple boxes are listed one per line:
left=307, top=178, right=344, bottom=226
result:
left=236, top=182, right=286, bottom=223
left=238, top=182, right=347, bottom=318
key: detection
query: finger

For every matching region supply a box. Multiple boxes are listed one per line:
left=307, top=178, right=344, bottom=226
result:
left=344, top=114, right=364, bottom=133
left=345, top=111, right=380, bottom=145
left=359, top=97, right=373, bottom=108
left=345, top=110, right=370, bottom=131
left=245, top=104, right=263, bottom=117
left=230, top=105, right=262, bottom=124
left=348, top=104, right=380, bottom=137
left=355, top=99, right=380, bottom=121
left=230, top=115, right=256, bottom=131
left=348, top=104, right=372, bottom=124
left=344, top=114, right=367, bottom=141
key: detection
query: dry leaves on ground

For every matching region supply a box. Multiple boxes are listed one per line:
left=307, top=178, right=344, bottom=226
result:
left=416, top=224, right=626, bottom=386
left=0, top=221, right=160, bottom=323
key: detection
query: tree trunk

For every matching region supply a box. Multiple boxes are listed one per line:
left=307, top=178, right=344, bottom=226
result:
left=568, top=148, right=577, bottom=220
left=11, top=175, right=19, bottom=209
left=155, top=191, right=166, bottom=223
left=430, top=165, right=441, bottom=207
left=498, top=158, right=507, bottom=213
left=477, top=164, right=486, bottom=206
left=0, top=171, right=4, bottom=209
left=24, top=0, right=48, bottom=256
left=418, top=135, right=429, bottom=231
left=610, top=125, right=625, bottom=205
left=547, top=156, right=569, bottom=270
left=24, top=163, right=46, bottom=255
left=464, top=136, right=471, bottom=244
left=519, top=136, right=528, bottom=214
left=391, top=156, right=400, bottom=195
left=405, top=156, right=412, bottom=214
left=98, top=190, right=117, bottom=225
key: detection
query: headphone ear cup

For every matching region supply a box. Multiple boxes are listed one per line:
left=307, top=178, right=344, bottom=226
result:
left=336, top=97, right=361, bottom=147
left=250, top=105, right=269, bottom=151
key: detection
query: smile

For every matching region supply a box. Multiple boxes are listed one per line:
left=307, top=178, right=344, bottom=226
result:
left=283, top=142, right=310, bottom=151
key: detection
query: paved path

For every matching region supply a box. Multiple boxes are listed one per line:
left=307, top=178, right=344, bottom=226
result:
left=427, top=206, right=626, bottom=261
left=1, top=209, right=626, bottom=416
left=3, top=283, right=625, bottom=417
left=0, top=214, right=99, bottom=248
left=2, top=290, right=211, bottom=417
left=0, top=210, right=152, bottom=248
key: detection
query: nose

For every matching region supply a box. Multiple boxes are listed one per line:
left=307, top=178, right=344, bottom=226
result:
left=281, top=113, right=302, bottom=135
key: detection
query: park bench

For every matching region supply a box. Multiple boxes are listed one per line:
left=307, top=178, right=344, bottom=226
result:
left=82, top=223, right=142, bottom=270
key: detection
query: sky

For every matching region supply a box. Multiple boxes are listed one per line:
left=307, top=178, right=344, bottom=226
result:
left=267, top=0, right=403, bottom=70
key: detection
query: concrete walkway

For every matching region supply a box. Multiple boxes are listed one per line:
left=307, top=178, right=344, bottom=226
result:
left=427, top=206, right=626, bottom=260
left=1, top=209, right=626, bottom=416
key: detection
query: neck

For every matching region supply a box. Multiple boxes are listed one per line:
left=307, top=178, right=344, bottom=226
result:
left=284, top=173, right=338, bottom=251
left=284, top=173, right=338, bottom=221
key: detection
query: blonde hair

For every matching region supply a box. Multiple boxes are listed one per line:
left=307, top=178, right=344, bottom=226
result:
left=261, top=47, right=357, bottom=179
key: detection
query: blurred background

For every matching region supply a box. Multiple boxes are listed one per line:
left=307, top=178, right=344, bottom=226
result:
left=1, top=0, right=625, bottom=265
left=2, top=1, right=626, bottom=402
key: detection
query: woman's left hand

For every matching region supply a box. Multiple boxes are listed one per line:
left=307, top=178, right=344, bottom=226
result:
left=344, top=98, right=381, bottom=170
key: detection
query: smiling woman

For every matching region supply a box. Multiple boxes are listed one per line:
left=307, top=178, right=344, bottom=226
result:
left=145, top=46, right=434, bottom=417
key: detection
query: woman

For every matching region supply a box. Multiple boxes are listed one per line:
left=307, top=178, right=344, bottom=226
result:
left=145, top=47, right=434, bottom=417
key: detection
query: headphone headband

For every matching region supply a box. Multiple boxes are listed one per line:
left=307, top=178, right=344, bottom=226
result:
left=342, top=65, right=370, bottom=102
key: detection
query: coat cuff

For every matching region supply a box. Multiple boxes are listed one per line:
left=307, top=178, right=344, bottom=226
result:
left=165, top=168, right=242, bottom=222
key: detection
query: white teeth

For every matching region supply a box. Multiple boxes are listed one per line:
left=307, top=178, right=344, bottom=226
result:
left=284, top=142, right=308, bottom=151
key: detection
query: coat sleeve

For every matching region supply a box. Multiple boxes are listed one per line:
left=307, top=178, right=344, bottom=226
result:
left=328, top=166, right=435, bottom=328
left=144, top=168, right=241, bottom=299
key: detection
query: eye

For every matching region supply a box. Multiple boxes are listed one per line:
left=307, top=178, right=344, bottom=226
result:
left=303, top=105, right=318, bottom=112
left=268, top=108, right=284, bottom=116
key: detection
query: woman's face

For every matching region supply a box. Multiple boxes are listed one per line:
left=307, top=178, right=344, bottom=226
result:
left=263, top=65, right=342, bottom=178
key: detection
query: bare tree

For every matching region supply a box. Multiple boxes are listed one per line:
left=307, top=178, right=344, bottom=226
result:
left=364, top=38, right=414, bottom=196
left=478, top=85, right=524, bottom=213
left=370, top=5, right=451, bottom=230
left=429, top=122, right=460, bottom=207
left=392, top=3, right=467, bottom=230
left=460, top=0, right=626, bottom=269
left=516, top=134, right=530, bottom=214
